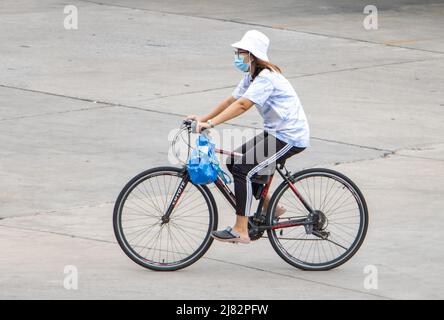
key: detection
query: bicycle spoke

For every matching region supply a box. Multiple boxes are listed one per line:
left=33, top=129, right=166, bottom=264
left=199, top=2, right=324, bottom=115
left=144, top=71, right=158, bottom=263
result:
left=170, top=222, right=201, bottom=254
left=139, top=180, right=163, bottom=214
left=146, top=177, right=165, bottom=214
left=320, top=177, right=335, bottom=211
left=322, top=237, right=348, bottom=251
left=325, top=193, right=354, bottom=216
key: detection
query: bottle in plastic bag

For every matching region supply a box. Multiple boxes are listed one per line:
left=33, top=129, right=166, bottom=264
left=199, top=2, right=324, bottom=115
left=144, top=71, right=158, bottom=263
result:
left=187, top=135, right=218, bottom=185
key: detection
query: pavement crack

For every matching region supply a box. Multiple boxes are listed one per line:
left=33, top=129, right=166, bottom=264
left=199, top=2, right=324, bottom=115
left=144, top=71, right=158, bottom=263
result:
left=0, top=224, right=115, bottom=244
left=143, top=85, right=236, bottom=101
left=393, top=154, right=444, bottom=162
left=0, top=105, right=112, bottom=122
left=287, top=58, right=441, bottom=80
left=197, top=257, right=392, bottom=300
left=143, top=58, right=440, bottom=102
left=332, top=150, right=394, bottom=166
left=77, top=0, right=444, bottom=56
left=0, top=83, right=193, bottom=118
left=390, top=144, right=444, bottom=162
left=315, top=137, right=392, bottom=153
left=0, top=84, right=104, bottom=105
left=331, top=142, right=444, bottom=166
left=0, top=201, right=115, bottom=220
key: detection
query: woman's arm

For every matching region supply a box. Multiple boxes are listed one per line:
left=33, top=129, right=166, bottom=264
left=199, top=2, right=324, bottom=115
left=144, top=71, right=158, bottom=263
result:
left=186, top=96, right=237, bottom=122
left=198, top=97, right=254, bottom=132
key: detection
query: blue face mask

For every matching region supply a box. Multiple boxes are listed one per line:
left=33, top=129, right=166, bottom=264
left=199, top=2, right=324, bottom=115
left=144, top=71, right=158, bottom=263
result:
left=234, top=55, right=250, bottom=72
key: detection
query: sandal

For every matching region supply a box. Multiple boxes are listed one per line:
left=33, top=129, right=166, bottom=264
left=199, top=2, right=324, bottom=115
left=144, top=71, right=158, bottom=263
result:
left=211, top=226, right=251, bottom=244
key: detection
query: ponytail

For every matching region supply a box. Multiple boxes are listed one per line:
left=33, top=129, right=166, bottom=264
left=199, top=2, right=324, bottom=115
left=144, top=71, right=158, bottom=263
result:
left=252, top=57, right=282, bottom=80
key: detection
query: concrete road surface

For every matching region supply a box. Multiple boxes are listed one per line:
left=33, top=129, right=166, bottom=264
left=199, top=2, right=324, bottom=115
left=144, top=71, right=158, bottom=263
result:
left=1, top=0, right=443, bottom=299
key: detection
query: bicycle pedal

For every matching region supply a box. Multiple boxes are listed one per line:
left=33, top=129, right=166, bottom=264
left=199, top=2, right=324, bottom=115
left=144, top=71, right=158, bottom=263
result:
left=313, top=230, right=330, bottom=239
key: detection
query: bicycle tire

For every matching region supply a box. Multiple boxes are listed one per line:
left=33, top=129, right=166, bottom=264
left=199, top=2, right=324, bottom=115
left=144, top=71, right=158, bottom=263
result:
left=113, top=166, right=218, bottom=271
left=267, top=168, right=368, bottom=271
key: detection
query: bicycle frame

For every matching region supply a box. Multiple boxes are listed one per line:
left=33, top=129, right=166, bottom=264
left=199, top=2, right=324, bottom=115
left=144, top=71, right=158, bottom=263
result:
left=212, top=149, right=316, bottom=231
left=164, top=126, right=316, bottom=231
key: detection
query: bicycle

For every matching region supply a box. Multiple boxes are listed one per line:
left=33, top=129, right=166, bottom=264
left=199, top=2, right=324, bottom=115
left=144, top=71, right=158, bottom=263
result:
left=113, top=120, right=368, bottom=271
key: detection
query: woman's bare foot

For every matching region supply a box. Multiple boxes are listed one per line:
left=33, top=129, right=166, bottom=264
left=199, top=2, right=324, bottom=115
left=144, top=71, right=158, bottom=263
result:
left=232, top=226, right=249, bottom=238
left=262, top=203, right=287, bottom=218
left=275, top=205, right=287, bottom=218
left=263, top=194, right=287, bottom=218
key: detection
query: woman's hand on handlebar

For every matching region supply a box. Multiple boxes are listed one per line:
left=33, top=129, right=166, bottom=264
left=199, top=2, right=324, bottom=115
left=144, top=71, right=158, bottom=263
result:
left=196, top=121, right=211, bottom=133
left=182, top=116, right=210, bottom=133
left=184, top=115, right=211, bottom=133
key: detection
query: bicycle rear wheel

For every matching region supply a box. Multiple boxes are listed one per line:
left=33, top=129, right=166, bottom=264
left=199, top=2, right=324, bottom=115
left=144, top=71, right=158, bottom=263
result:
left=113, top=166, right=218, bottom=271
left=267, top=168, right=368, bottom=271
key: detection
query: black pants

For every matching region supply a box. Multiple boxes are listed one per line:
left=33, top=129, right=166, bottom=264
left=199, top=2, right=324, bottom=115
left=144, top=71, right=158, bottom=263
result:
left=226, top=131, right=306, bottom=217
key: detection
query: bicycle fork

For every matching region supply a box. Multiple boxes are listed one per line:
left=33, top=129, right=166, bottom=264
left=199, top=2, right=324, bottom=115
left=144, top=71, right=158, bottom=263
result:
left=161, top=171, right=190, bottom=224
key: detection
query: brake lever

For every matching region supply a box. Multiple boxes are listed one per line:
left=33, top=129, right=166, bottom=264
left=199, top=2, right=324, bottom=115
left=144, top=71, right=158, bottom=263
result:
left=190, top=120, right=197, bottom=133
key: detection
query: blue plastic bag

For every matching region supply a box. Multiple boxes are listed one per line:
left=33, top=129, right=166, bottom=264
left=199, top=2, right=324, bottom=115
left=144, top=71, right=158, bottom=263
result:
left=187, top=135, right=231, bottom=185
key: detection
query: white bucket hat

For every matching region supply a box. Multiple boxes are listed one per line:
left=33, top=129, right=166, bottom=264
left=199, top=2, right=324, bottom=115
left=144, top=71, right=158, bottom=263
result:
left=231, top=30, right=270, bottom=62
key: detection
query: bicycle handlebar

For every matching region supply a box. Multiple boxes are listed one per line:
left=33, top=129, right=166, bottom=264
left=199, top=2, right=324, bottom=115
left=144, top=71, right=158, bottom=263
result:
left=182, top=119, right=207, bottom=133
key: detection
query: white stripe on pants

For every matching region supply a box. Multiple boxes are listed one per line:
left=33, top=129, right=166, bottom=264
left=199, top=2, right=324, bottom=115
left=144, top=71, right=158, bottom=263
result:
left=244, top=143, right=293, bottom=217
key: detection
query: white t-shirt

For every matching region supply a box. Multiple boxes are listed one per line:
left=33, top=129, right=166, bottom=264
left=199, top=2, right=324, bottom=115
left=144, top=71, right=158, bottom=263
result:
left=232, top=69, right=310, bottom=148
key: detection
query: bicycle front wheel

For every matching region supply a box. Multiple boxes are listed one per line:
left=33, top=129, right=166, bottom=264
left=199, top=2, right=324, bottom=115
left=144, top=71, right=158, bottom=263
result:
left=267, top=168, right=368, bottom=271
left=113, top=166, right=218, bottom=271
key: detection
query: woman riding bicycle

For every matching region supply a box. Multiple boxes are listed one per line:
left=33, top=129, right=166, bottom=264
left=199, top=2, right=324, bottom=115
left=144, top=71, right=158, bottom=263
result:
left=186, top=30, right=310, bottom=244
